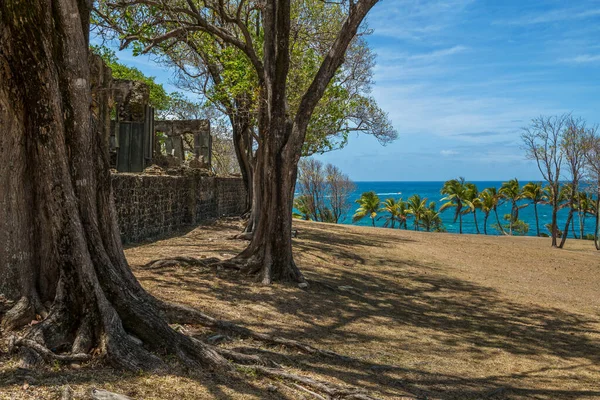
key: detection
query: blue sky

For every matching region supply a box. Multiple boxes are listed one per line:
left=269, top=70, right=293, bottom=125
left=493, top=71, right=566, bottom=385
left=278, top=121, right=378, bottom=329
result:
left=105, top=0, right=600, bottom=181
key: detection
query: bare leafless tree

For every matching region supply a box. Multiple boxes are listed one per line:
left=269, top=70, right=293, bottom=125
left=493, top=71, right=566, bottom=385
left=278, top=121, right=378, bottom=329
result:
left=297, top=158, right=328, bottom=221
left=584, top=126, right=600, bottom=250
left=557, top=117, right=588, bottom=248
left=522, top=114, right=569, bottom=247
left=296, top=159, right=355, bottom=224
left=326, top=163, right=355, bottom=223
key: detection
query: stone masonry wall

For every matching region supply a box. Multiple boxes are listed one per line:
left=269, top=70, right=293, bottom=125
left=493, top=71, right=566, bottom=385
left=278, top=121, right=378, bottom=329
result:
left=112, top=173, right=246, bottom=243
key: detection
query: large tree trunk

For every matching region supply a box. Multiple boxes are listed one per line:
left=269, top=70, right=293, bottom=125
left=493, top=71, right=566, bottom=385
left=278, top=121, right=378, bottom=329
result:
left=231, top=0, right=378, bottom=284
left=0, top=0, right=228, bottom=371
left=232, top=133, right=304, bottom=284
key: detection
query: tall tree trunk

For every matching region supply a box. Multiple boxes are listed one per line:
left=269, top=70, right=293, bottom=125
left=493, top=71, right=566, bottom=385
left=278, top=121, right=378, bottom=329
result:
left=459, top=213, right=463, bottom=234
left=233, top=132, right=304, bottom=284
left=550, top=203, right=564, bottom=247
left=558, top=209, right=574, bottom=248
left=571, top=215, right=578, bottom=239
left=0, top=0, right=228, bottom=371
left=231, top=115, right=254, bottom=216
left=579, top=209, right=585, bottom=239
left=595, top=196, right=600, bottom=250
left=232, top=0, right=378, bottom=283
left=494, top=208, right=506, bottom=235
left=483, top=213, right=489, bottom=235
left=534, top=202, right=540, bottom=237
left=509, top=201, right=516, bottom=235
left=473, top=211, right=480, bottom=234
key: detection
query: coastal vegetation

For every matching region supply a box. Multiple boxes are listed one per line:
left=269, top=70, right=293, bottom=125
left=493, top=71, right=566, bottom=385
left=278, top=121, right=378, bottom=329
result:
left=351, top=176, right=598, bottom=243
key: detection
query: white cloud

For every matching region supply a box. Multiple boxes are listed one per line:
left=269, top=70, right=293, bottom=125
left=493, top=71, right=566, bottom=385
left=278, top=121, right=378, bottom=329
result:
left=440, top=150, right=459, bottom=156
left=496, top=8, right=600, bottom=26
left=368, top=0, right=475, bottom=40
left=407, top=45, right=469, bottom=61
left=561, top=54, right=600, bottom=64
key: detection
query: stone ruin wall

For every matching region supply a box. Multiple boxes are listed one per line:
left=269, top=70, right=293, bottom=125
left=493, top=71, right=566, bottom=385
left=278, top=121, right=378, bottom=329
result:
left=89, top=53, right=247, bottom=243
left=112, top=173, right=247, bottom=244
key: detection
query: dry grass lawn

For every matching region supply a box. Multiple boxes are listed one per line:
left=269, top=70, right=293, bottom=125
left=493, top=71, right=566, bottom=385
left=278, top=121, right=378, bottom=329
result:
left=1, top=219, right=600, bottom=399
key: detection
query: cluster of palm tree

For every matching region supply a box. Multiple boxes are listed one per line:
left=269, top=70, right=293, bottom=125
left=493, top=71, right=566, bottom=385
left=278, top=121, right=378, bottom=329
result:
left=353, top=192, right=444, bottom=232
left=440, top=177, right=598, bottom=237
left=350, top=178, right=598, bottom=238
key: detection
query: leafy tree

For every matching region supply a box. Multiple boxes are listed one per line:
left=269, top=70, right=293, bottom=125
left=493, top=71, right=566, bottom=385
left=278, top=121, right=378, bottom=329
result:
left=91, top=45, right=170, bottom=110
left=293, top=195, right=313, bottom=220
left=440, top=178, right=472, bottom=234
left=95, top=0, right=397, bottom=244
left=499, top=178, right=524, bottom=235
left=353, top=191, right=380, bottom=227
left=463, top=182, right=481, bottom=234
left=420, top=201, right=444, bottom=232
left=396, top=199, right=411, bottom=230
left=521, top=182, right=546, bottom=237
left=96, top=0, right=383, bottom=283
left=479, top=188, right=497, bottom=235
left=407, top=194, right=428, bottom=231
left=575, top=191, right=596, bottom=240
left=379, top=198, right=402, bottom=229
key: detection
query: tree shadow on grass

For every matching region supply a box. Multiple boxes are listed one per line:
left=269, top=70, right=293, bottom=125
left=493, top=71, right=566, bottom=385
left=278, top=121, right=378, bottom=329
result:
left=128, top=221, right=600, bottom=399
left=7, top=220, right=597, bottom=399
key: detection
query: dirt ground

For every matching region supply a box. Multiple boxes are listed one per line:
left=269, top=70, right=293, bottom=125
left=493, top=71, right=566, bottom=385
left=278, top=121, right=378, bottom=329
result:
left=1, top=219, right=599, bottom=399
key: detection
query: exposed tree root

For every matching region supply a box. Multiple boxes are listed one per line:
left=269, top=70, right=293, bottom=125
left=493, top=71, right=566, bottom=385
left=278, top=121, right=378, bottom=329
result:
left=231, top=232, right=254, bottom=241
left=4, top=298, right=384, bottom=400
left=160, top=301, right=349, bottom=360
left=143, top=256, right=221, bottom=270
left=14, top=338, right=90, bottom=362
left=253, top=366, right=381, bottom=400
left=290, top=383, right=328, bottom=400
left=1, top=296, right=47, bottom=332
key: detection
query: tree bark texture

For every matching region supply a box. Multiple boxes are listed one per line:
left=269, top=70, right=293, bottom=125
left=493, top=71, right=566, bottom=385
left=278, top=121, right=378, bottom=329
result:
left=0, top=0, right=229, bottom=371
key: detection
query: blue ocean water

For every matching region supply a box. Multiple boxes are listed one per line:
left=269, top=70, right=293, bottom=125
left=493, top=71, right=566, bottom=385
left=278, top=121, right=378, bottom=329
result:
left=337, top=181, right=597, bottom=237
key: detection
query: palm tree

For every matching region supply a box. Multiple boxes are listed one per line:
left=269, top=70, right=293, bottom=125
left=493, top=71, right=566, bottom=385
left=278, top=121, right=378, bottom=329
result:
left=407, top=194, right=427, bottom=231
left=293, top=195, right=312, bottom=220
left=521, top=182, right=545, bottom=236
left=485, top=187, right=507, bottom=235
left=558, top=184, right=578, bottom=238
left=576, top=191, right=595, bottom=239
left=420, top=201, right=443, bottom=232
left=499, top=178, right=523, bottom=235
left=397, top=199, right=411, bottom=230
left=440, top=178, right=472, bottom=234
left=464, top=183, right=481, bottom=234
left=353, top=191, right=380, bottom=227
left=479, top=189, right=496, bottom=235
left=379, top=198, right=402, bottom=229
